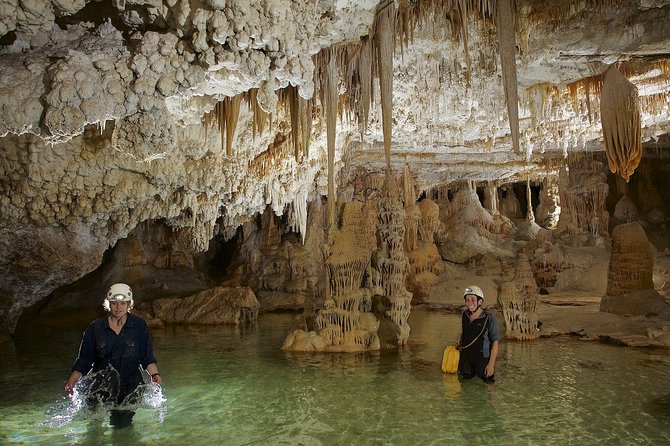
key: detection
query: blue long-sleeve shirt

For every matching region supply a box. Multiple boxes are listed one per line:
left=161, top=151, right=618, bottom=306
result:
left=72, top=313, right=157, bottom=383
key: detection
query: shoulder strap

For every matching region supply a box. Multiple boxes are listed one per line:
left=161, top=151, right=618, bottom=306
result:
left=461, top=312, right=489, bottom=350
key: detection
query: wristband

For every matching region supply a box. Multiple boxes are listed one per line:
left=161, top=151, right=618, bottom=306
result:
left=151, top=373, right=160, bottom=377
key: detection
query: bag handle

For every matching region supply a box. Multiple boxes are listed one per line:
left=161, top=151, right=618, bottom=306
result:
left=461, top=312, right=489, bottom=350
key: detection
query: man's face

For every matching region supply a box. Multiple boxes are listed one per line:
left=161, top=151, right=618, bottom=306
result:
left=464, top=294, right=480, bottom=312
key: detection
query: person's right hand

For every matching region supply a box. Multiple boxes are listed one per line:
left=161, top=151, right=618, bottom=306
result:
left=64, top=371, right=81, bottom=394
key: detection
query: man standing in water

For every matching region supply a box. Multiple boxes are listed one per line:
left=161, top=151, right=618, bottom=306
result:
left=455, top=285, right=499, bottom=383
left=65, top=283, right=162, bottom=428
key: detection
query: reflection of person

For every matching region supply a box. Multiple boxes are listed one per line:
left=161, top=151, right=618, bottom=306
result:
left=64, top=283, right=161, bottom=427
left=454, top=285, right=499, bottom=383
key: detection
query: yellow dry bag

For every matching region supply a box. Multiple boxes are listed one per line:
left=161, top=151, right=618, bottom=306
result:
left=441, top=345, right=459, bottom=373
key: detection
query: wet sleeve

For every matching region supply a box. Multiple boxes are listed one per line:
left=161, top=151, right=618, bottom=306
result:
left=139, top=319, right=158, bottom=369
left=71, top=324, right=95, bottom=374
left=488, top=313, right=500, bottom=342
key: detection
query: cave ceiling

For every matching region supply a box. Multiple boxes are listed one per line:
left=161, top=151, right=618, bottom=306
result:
left=0, top=0, right=669, bottom=333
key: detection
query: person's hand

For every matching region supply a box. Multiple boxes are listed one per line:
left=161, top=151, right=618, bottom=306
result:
left=485, top=362, right=495, bottom=377
left=151, top=373, right=162, bottom=385
left=454, top=340, right=461, bottom=350
left=64, top=371, right=82, bottom=394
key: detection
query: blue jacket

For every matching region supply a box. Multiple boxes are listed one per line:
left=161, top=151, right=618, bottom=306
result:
left=72, top=313, right=157, bottom=385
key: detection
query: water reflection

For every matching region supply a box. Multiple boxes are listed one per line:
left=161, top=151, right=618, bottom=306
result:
left=1, top=311, right=669, bottom=445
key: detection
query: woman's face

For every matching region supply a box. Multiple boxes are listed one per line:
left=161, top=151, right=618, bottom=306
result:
left=110, top=300, right=130, bottom=317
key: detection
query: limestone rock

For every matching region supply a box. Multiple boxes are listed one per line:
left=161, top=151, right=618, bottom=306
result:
left=152, top=286, right=259, bottom=325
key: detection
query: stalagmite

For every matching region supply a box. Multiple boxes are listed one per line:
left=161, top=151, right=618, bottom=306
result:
left=484, top=182, right=499, bottom=215
left=601, top=223, right=670, bottom=318
left=497, top=252, right=539, bottom=340
left=600, top=65, right=642, bottom=182
left=282, top=202, right=380, bottom=352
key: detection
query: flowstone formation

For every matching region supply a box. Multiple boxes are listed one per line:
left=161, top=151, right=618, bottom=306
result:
left=406, top=198, right=445, bottom=303
left=282, top=201, right=380, bottom=352
left=556, top=160, right=609, bottom=239
left=437, top=183, right=515, bottom=263
left=526, top=230, right=567, bottom=290
left=497, top=251, right=540, bottom=340
left=601, top=222, right=670, bottom=318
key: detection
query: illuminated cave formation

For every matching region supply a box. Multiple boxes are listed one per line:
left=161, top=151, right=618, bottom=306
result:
left=600, top=65, right=642, bottom=182
left=0, top=0, right=669, bottom=345
left=498, top=251, right=540, bottom=341
left=282, top=201, right=380, bottom=352
left=556, top=160, right=609, bottom=237
left=372, top=176, right=412, bottom=347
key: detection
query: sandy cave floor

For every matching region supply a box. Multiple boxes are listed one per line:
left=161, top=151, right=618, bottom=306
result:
left=418, top=245, right=670, bottom=349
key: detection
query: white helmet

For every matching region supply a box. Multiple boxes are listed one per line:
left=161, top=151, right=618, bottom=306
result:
left=103, top=283, right=134, bottom=311
left=463, top=285, right=484, bottom=300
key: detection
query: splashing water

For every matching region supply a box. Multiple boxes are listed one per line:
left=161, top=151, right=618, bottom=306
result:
left=40, top=367, right=167, bottom=428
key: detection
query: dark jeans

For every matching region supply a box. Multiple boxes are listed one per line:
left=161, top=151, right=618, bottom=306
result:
left=458, top=354, right=495, bottom=383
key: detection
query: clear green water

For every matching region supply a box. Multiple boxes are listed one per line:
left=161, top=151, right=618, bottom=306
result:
left=1, top=311, right=670, bottom=446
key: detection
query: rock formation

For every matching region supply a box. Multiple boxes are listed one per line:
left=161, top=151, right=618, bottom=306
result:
left=0, top=1, right=669, bottom=339
left=498, top=251, right=540, bottom=340
left=601, top=222, right=670, bottom=318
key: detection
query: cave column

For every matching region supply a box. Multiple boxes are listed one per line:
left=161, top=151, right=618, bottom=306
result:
left=526, top=178, right=535, bottom=222
left=484, top=181, right=499, bottom=214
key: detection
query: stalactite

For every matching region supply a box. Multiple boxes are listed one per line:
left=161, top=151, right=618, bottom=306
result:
left=291, top=189, right=308, bottom=244
left=374, top=0, right=395, bottom=171
left=600, top=65, right=642, bottom=182
left=358, top=37, right=372, bottom=136
left=496, top=0, right=520, bottom=153
left=203, top=94, right=243, bottom=156
left=245, top=88, right=269, bottom=140
left=247, top=133, right=290, bottom=179
left=325, top=49, right=338, bottom=228
left=284, top=85, right=313, bottom=162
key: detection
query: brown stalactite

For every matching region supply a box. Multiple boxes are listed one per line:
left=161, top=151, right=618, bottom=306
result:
left=325, top=49, right=338, bottom=228
left=375, top=1, right=395, bottom=171
left=496, top=0, right=520, bottom=154
left=600, top=65, right=642, bottom=182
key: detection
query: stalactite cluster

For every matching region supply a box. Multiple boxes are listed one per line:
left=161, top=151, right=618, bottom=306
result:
left=247, top=133, right=290, bottom=179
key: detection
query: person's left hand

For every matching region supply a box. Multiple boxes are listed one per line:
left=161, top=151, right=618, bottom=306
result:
left=151, top=373, right=162, bottom=385
left=485, top=363, right=495, bottom=377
